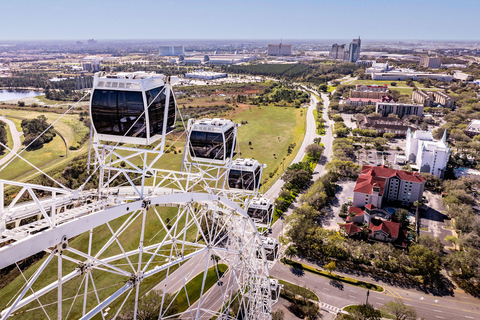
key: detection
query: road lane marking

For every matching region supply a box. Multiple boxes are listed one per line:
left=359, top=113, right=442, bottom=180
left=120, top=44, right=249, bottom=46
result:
left=434, top=310, right=442, bottom=313
left=377, top=297, right=384, bottom=300
left=349, top=290, right=356, bottom=292
left=465, top=316, right=474, bottom=319
left=348, top=295, right=356, bottom=298
left=435, top=317, right=444, bottom=319
left=323, top=288, right=330, bottom=291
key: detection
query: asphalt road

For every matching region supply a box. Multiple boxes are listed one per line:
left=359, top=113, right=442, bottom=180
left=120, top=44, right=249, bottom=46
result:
left=271, top=262, right=480, bottom=320
left=0, top=116, right=22, bottom=167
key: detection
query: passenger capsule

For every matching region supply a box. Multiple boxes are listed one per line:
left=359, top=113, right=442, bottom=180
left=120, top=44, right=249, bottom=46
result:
left=186, top=118, right=236, bottom=163
left=90, top=71, right=178, bottom=145
left=262, top=279, right=281, bottom=303
left=246, top=197, right=273, bottom=225
left=257, top=236, right=280, bottom=262
left=228, top=158, right=265, bottom=191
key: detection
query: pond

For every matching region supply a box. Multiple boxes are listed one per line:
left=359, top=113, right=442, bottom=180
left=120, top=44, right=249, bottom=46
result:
left=0, top=90, right=43, bottom=102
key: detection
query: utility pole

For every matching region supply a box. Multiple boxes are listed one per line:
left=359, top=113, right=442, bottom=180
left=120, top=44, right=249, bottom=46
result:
left=366, top=289, right=370, bottom=305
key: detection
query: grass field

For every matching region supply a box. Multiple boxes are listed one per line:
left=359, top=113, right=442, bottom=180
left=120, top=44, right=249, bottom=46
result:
left=0, top=109, right=88, bottom=181
left=116, top=104, right=305, bottom=191
left=350, top=79, right=443, bottom=95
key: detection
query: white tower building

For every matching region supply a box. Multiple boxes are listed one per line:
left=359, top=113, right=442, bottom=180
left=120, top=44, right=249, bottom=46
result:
left=406, top=129, right=450, bottom=178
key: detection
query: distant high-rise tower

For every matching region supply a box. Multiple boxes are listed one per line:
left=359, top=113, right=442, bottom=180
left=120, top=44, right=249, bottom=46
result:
left=348, top=37, right=361, bottom=62
left=329, top=44, right=347, bottom=60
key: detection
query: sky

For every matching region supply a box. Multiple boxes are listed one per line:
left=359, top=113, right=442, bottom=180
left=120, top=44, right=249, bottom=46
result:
left=1, top=0, right=479, bottom=41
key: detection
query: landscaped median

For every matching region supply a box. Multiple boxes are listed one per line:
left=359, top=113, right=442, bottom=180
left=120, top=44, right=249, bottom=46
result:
left=282, top=258, right=383, bottom=292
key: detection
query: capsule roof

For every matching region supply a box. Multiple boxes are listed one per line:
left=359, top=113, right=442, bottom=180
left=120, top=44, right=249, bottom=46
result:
left=93, top=71, right=179, bottom=91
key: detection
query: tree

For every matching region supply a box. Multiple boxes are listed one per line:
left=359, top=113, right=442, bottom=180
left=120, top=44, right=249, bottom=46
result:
left=21, top=115, right=56, bottom=150
left=444, top=235, right=458, bottom=250
left=413, top=201, right=422, bottom=235
left=409, top=244, right=441, bottom=283
left=383, top=132, right=395, bottom=140
left=340, top=304, right=382, bottom=320
left=324, top=261, right=337, bottom=274
left=0, top=121, right=7, bottom=154
left=417, top=234, right=443, bottom=254
left=394, top=209, right=410, bottom=228
left=381, top=299, right=417, bottom=320
left=306, top=143, right=324, bottom=160
left=285, top=245, right=298, bottom=260
left=272, top=310, right=285, bottom=320
left=318, top=84, right=328, bottom=92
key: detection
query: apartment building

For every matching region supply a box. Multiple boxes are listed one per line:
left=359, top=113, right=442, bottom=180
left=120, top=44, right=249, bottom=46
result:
left=267, top=43, right=292, bottom=56
left=353, top=165, right=426, bottom=208
left=376, top=102, right=424, bottom=117
left=466, top=119, right=480, bottom=137
left=412, top=90, right=433, bottom=106
left=357, top=115, right=412, bottom=137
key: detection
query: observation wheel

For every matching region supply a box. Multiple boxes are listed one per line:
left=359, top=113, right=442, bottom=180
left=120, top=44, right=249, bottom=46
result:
left=0, top=71, right=279, bottom=320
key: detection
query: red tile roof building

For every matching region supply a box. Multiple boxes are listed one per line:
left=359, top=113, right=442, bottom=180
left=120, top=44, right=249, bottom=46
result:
left=353, top=165, right=426, bottom=209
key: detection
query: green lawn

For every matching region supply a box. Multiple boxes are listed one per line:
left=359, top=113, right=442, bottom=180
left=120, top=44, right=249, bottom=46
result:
left=277, top=279, right=319, bottom=301
left=0, top=109, right=89, bottom=181
left=350, top=79, right=443, bottom=95
left=115, top=104, right=305, bottom=192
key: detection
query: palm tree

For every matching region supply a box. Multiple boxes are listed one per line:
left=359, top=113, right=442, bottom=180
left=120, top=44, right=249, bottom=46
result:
left=414, top=201, right=422, bottom=236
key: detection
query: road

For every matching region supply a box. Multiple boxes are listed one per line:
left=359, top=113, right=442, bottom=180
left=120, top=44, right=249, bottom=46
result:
left=0, top=116, right=22, bottom=167
left=271, top=262, right=480, bottom=320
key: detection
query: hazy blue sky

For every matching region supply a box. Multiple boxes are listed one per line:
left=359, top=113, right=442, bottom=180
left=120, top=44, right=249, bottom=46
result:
left=1, top=0, right=479, bottom=41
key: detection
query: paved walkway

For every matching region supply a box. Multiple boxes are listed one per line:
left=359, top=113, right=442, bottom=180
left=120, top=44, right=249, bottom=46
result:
left=0, top=116, right=22, bottom=167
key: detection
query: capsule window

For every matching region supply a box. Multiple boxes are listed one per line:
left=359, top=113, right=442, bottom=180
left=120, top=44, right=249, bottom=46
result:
left=91, top=89, right=146, bottom=138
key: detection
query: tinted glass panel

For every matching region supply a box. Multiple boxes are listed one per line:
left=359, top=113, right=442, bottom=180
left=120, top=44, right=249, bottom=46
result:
left=228, top=169, right=255, bottom=190
left=91, top=89, right=146, bottom=138
left=118, top=91, right=146, bottom=137
left=224, top=127, right=235, bottom=158
left=147, top=87, right=176, bottom=136
left=91, top=90, right=119, bottom=134
left=247, top=207, right=269, bottom=223
left=190, top=130, right=225, bottom=160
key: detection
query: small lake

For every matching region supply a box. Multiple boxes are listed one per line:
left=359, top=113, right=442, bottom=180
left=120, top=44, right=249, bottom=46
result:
left=0, top=90, right=43, bottom=102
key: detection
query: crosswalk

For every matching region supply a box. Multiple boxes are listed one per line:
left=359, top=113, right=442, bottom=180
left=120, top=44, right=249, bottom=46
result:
left=321, top=302, right=341, bottom=314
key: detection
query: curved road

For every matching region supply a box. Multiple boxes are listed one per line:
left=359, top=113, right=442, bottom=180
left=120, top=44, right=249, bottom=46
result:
left=0, top=116, right=22, bottom=167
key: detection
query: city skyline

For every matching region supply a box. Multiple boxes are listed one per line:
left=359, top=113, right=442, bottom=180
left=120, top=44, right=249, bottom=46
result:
left=1, top=0, right=480, bottom=41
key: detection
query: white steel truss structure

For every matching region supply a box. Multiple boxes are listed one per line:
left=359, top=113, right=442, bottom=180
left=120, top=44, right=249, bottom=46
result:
left=0, top=73, right=278, bottom=320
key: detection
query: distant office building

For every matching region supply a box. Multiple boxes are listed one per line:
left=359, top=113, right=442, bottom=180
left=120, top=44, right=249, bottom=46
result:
left=82, top=56, right=101, bottom=72
left=406, top=129, right=450, bottom=178
left=376, top=102, right=423, bottom=118
left=371, top=71, right=452, bottom=82
left=329, top=44, right=347, bottom=60
left=348, top=37, right=361, bottom=62
left=267, top=43, right=292, bottom=56
left=356, top=60, right=375, bottom=66
left=453, top=71, right=474, bottom=82
left=465, top=119, right=480, bottom=137
left=87, top=39, right=97, bottom=45
left=328, top=37, right=361, bottom=62
left=419, top=56, right=441, bottom=68
left=185, top=71, right=227, bottom=80
left=159, top=45, right=185, bottom=56
left=366, top=61, right=390, bottom=73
